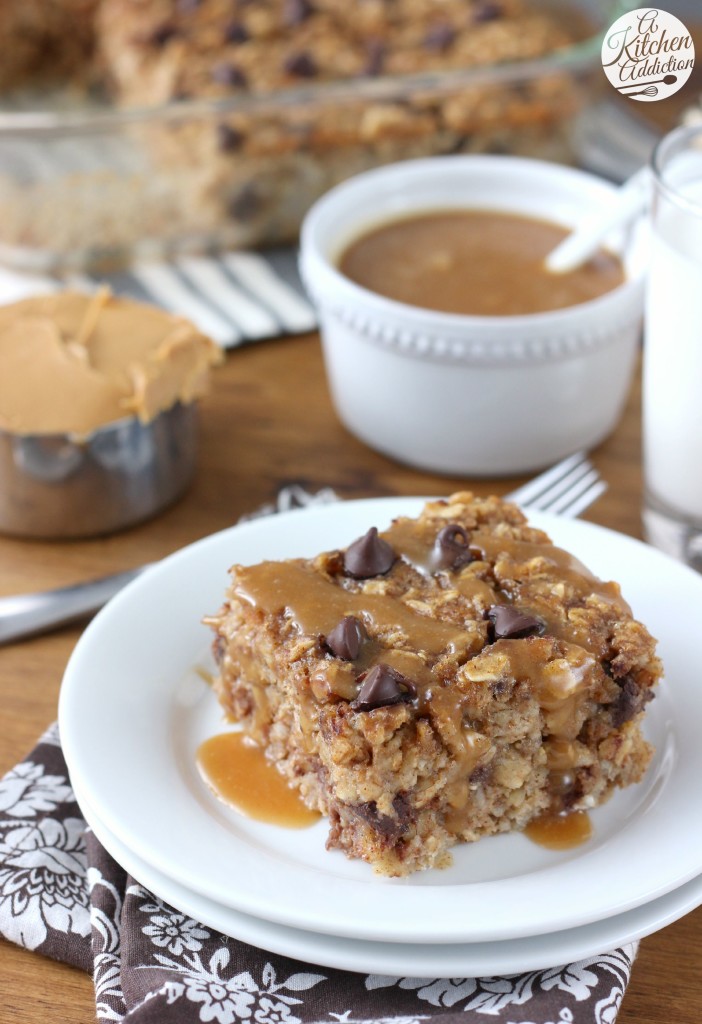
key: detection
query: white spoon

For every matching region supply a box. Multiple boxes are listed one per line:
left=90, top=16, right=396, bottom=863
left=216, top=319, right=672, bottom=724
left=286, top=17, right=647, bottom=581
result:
left=545, top=167, right=652, bottom=274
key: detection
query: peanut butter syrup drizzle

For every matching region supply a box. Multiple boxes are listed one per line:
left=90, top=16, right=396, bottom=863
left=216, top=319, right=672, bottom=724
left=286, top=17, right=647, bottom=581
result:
left=233, top=543, right=598, bottom=746
left=383, top=518, right=499, bottom=605
left=234, top=561, right=468, bottom=656
left=233, top=525, right=610, bottom=847
left=481, top=638, right=597, bottom=847
left=534, top=724, right=595, bottom=847
left=380, top=518, right=438, bottom=574
left=487, top=638, right=596, bottom=741
left=234, top=560, right=493, bottom=790
left=471, top=532, right=630, bottom=613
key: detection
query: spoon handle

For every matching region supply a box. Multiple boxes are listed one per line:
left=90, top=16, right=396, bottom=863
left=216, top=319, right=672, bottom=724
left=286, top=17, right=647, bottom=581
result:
left=0, top=567, right=149, bottom=645
left=545, top=166, right=652, bottom=275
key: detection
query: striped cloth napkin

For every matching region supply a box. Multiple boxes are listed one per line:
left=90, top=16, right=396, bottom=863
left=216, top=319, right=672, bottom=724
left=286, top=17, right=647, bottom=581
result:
left=0, top=246, right=317, bottom=347
left=0, top=96, right=663, bottom=349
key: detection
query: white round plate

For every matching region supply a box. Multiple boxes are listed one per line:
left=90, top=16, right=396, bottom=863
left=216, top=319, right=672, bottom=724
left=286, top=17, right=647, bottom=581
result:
left=73, top=775, right=702, bottom=979
left=59, top=499, right=701, bottom=945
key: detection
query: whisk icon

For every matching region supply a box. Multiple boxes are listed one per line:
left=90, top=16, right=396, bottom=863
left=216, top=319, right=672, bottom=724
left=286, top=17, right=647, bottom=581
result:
left=617, top=74, right=677, bottom=98
left=625, top=84, right=659, bottom=98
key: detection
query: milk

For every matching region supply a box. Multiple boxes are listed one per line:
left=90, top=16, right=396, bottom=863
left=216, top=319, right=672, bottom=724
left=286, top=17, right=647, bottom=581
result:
left=643, top=173, right=702, bottom=523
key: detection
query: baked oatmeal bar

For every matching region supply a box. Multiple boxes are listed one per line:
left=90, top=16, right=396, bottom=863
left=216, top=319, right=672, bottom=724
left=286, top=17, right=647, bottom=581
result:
left=206, top=494, right=660, bottom=877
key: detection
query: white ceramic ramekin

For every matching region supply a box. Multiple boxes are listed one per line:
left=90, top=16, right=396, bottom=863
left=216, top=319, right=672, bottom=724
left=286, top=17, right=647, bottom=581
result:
left=300, top=155, right=646, bottom=476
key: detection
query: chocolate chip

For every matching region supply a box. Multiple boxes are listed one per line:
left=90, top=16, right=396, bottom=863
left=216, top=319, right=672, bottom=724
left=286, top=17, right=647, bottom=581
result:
left=351, top=793, right=411, bottom=840
left=283, top=51, right=318, bottom=78
left=363, top=38, right=386, bottom=76
left=224, top=20, right=250, bottom=43
left=283, top=0, right=314, bottom=26
left=351, top=664, right=417, bottom=712
left=424, top=22, right=456, bottom=51
left=473, top=1, right=502, bottom=22
left=344, top=527, right=395, bottom=578
left=228, top=184, right=262, bottom=221
left=610, top=676, right=654, bottom=728
left=432, top=523, right=474, bottom=571
left=148, top=22, right=179, bottom=46
left=212, top=62, right=248, bottom=87
left=217, top=123, right=245, bottom=152
left=212, top=634, right=225, bottom=665
left=177, top=0, right=201, bottom=12
left=487, top=605, right=545, bottom=640
left=469, top=762, right=491, bottom=785
left=324, top=616, right=367, bottom=661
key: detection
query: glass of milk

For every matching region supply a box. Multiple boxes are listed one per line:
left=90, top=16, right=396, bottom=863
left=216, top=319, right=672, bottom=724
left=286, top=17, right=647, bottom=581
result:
left=643, top=124, right=702, bottom=568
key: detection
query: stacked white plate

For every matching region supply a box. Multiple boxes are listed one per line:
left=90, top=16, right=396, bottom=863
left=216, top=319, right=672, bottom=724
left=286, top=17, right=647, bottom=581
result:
left=59, top=499, right=702, bottom=977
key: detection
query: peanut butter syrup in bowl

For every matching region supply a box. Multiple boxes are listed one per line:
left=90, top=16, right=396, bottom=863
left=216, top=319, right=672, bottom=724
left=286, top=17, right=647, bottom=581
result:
left=300, top=154, right=646, bottom=475
left=339, top=210, right=625, bottom=317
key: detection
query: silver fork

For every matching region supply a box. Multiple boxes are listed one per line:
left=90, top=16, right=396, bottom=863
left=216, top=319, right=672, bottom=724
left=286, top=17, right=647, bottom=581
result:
left=0, top=452, right=605, bottom=646
left=505, top=450, right=607, bottom=518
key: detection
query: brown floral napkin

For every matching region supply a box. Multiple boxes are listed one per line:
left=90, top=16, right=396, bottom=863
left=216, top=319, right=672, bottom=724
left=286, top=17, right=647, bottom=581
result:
left=0, top=727, right=637, bottom=1023
left=0, top=489, right=638, bottom=1024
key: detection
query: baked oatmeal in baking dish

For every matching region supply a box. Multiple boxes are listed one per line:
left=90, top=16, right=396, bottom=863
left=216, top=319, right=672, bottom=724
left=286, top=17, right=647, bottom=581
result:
left=0, top=0, right=594, bottom=264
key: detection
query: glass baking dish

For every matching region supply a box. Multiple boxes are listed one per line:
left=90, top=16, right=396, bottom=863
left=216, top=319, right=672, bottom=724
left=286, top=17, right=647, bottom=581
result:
left=0, top=0, right=621, bottom=274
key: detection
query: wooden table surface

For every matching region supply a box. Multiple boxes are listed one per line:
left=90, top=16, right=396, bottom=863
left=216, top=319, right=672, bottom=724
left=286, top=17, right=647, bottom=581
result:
left=0, top=335, right=698, bottom=1023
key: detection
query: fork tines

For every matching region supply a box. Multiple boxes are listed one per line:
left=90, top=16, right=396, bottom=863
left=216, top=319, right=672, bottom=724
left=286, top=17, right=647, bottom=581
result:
left=506, top=451, right=607, bottom=519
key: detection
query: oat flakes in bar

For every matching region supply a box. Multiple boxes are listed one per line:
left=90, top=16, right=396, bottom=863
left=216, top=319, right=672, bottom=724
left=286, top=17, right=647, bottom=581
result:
left=205, top=493, right=660, bottom=877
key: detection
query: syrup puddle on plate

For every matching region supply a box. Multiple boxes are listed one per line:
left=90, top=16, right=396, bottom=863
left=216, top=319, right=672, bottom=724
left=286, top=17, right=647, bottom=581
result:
left=198, top=731, right=592, bottom=851
left=197, top=732, right=321, bottom=828
left=524, top=809, right=593, bottom=850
